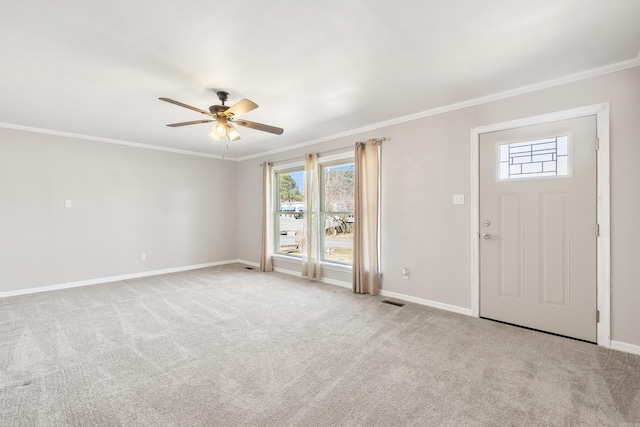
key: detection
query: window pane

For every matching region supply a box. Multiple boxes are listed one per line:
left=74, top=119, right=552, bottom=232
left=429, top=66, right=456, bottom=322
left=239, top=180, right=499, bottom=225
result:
left=557, top=136, right=568, bottom=155
left=323, top=213, right=353, bottom=264
left=278, top=214, right=303, bottom=255
left=277, top=170, right=304, bottom=256
left=278, top=170, right=304, bottom=208
left=322, top=162, right=354, bottom=264
left=323, top=164, right=354, bottom=212
left=499, top=135, right=569, bottom=180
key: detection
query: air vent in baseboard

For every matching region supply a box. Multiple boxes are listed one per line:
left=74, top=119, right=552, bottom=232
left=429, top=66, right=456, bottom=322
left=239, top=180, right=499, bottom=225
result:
left=381, top=300, right=405, bottom=307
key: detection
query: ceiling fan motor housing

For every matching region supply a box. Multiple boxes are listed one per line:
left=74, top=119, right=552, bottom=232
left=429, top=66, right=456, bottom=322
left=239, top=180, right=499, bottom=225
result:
left=210, top=105, right=229, bottom=114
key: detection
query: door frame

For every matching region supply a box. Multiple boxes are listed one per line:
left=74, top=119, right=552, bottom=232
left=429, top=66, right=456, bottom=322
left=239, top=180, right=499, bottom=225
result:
left=470, top=103, right=611, bottom=347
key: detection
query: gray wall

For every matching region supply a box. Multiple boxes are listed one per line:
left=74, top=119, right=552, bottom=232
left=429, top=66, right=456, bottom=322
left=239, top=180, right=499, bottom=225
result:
left=0, top=129, right=237, bottom=292
left=236, top=66, right=640, bottom=346
left=1, top=66, right=638, bottom=347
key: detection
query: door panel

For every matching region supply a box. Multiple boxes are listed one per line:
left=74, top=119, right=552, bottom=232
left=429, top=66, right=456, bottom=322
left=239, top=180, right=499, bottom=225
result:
left=480, top=116, right=597, bottom=342
left=498, top=193, right=523, bottom=300
left=540, top=192, right=569, bottom=308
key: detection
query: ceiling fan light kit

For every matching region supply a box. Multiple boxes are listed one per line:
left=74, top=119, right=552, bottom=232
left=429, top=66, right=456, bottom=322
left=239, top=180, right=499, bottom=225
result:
left=212, top=121, right=227, bottom=138
left=159, top=91, right=283, bottom=144
left=207, top=129, right=221, bottom=142
left=225, top=123, right=241, bottom=141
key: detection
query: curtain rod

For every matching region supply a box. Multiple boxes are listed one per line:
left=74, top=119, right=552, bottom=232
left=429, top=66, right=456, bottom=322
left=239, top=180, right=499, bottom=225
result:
left=259, top=137, right=386, bottom=166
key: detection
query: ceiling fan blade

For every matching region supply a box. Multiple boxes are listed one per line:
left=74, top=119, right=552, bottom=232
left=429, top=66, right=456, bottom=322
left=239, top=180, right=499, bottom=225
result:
left=166, top=119, right=213, bottom=127
left=159, top=97, right=212, bottom=116
left=224, top=99, right=258, bottom=118
left=235, top=119, right=284, bottom=135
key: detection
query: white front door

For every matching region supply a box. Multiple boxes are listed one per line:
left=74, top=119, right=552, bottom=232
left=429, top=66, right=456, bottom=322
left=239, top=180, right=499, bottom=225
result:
left=479, top=116, right=597, bottom=342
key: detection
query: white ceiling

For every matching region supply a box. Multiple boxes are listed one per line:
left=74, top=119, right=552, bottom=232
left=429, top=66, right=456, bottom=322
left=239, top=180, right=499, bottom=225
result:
left=1, top=0, right=639, bottom=160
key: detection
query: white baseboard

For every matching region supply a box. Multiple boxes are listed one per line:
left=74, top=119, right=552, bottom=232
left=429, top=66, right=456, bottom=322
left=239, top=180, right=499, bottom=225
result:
left=273, top=265, right=351, bottom=288
left=273, top=266, right=302, bottom=277
left=272, top=266, right=472, bottom=316
left=321, top=277, right=351, bottom=289
left=237, top=259, right=260, bottom=268
left=610, top=340, right=640, bottom=356
left=0, top=260, right=240, bottom=299
left=379, top=289, right=474, bottom=317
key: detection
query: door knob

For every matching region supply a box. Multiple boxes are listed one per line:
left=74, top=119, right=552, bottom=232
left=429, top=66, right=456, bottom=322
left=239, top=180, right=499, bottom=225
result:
left=483, top=233, right=491, bottom=239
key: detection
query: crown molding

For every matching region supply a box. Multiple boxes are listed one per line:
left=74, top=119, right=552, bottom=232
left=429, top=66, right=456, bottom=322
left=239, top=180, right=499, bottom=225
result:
left=238, top=55, right=640, bottom=161
left=2, top=55, right=638, bottom=162
left=0, top=122, right=226, bottom=160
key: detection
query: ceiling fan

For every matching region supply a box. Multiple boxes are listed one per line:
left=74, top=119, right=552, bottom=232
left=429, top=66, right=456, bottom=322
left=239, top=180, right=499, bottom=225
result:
left=159, top=91, right=284, bottom=142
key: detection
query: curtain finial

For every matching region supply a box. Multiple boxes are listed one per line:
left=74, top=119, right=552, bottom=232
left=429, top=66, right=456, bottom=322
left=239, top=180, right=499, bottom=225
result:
left=356, top=137, right=385, bottom=147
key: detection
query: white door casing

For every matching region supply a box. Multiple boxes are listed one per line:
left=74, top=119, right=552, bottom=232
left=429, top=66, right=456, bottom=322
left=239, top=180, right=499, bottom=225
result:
left=470, top=103, right=610, bottom=347
left=479, top=116, right=597, bottom=342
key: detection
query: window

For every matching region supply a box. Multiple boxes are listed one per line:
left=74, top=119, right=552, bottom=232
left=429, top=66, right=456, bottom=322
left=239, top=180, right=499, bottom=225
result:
left=498, top=135, right=570, bottom=180
left=321, top=161, right=355, bottom=265
left=275, top=167, right=304, bottom=256
left=273, top=155, right=355, bottom=266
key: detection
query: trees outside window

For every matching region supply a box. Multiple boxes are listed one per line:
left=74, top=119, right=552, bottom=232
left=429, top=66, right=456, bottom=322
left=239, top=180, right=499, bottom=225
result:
left=279, top=173, right=303, bottom=202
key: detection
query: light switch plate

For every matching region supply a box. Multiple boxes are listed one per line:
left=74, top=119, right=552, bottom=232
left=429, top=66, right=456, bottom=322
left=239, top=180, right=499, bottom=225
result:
left=64, top=200, right=72, bottom=208
left=453, top=194, right=464, bottom=205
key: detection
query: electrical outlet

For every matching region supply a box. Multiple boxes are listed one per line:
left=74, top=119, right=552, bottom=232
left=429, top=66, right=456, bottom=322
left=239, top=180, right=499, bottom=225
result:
left=64, top=200, right=72, bottom=208
left=140, top=253, right=146, bottom=261
left=402, top=268, right=409, bottom=280
left=453, top=194, right=465, bottom=205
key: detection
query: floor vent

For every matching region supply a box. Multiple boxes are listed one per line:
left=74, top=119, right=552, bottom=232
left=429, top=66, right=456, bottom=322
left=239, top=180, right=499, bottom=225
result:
left=244, top=267, right=255, bottom=270
left=381, top=300, right=405, bottom=307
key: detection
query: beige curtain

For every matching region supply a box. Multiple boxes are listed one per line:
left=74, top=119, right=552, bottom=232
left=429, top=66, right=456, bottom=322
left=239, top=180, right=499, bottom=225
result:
left=353, top=139, right=381, bottom=295
left=302, top=153, right=321, bottom=279
left=260, top=162, right=274, bottom=272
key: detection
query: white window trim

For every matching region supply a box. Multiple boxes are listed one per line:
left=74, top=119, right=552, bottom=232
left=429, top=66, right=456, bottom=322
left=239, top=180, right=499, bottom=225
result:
left=273, top=164, right=305, bottom=258
left=319, top=155, right=355, bottom=266
left=318, top=151, right=353, bottom=163
left=272, top=160, right=304, bottom=172
left=272, top=253, right=353, bottom=272
left=272, top=151, right=355, bottom=267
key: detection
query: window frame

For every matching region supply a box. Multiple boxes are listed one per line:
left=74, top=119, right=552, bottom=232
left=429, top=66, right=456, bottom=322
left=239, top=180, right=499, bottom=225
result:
left=495, top=131, right=574, bottom=182
left=319, top=158, right=355, bottom=266
left=273, top=163, right=304, bottom=258
left=271, top=152, right=355, bottom=268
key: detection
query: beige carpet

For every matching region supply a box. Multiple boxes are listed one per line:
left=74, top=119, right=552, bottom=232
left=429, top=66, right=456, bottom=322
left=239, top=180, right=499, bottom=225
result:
left=1, top=264, right=639, bottom=426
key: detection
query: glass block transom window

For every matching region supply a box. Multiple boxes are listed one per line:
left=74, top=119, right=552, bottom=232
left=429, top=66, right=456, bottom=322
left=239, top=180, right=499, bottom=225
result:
left=499, top=135, right=569, bottom=180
